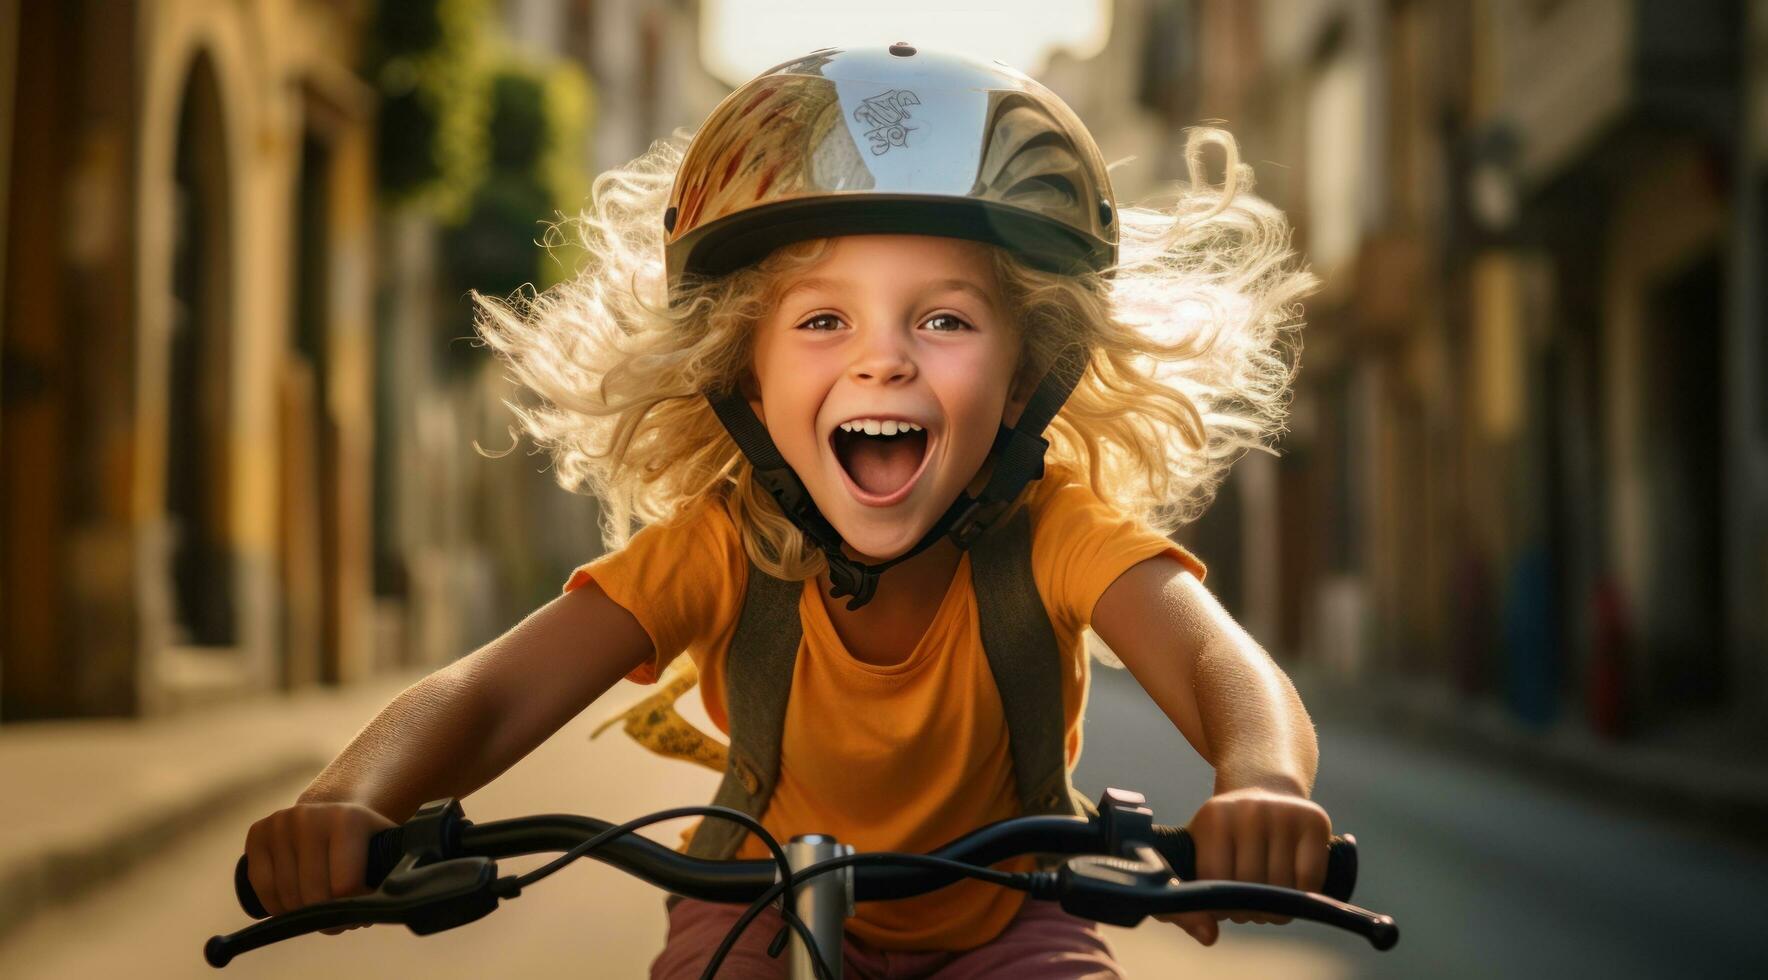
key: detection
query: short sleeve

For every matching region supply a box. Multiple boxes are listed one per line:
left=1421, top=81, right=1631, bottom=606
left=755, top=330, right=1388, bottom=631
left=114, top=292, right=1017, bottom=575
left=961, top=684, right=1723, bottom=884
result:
left=561, top=497, right=748, bottom=684
left=1027, top=475, right=1206, bottom=638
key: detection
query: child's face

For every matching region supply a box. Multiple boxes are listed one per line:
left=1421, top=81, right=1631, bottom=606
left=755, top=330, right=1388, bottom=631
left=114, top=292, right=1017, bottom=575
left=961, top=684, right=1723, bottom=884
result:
left=750, top=235, right=1023, bottom=562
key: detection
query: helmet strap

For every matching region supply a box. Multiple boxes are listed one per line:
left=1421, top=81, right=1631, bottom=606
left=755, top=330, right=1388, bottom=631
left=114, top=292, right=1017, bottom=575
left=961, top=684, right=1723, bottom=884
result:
left=706, top=346, right=1087, bottom=610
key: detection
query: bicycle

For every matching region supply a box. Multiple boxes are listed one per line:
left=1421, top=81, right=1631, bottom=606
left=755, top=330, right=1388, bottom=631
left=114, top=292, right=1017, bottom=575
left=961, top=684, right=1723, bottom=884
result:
left=207, top=787, right=1399, bottom=978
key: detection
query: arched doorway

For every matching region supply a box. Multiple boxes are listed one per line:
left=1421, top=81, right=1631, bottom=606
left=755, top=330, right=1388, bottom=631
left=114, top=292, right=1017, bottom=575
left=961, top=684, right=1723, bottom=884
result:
left=165, top=51, right=237, bottom=649
left=1640, top=248, right=1725, bottom=712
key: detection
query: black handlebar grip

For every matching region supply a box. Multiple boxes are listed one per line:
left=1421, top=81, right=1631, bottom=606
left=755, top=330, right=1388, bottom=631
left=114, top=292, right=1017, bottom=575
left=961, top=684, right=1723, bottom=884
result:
left=1149, top=825, right=1359, bottom=902
left=233, top=827, right=407, bottom=919
left=1322, top=833, right=1357, bottom=901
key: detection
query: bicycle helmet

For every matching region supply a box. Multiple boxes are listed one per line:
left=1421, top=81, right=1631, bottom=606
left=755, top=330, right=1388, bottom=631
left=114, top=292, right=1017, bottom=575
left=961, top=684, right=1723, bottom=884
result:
left=667, top=44, right=1118, bottom=609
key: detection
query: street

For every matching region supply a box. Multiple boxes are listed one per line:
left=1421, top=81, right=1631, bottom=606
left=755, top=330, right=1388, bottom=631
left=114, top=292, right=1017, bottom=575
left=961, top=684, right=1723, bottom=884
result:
left=1075, top=665, right=1768, bottom=978
left=3, top=665, right=1765, bottom=978
left=4, top=1, right=1766, bottom=978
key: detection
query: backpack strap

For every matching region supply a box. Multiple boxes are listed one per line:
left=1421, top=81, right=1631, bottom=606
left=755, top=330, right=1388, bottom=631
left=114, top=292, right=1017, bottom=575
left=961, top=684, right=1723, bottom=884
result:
left=970, top=507, right=1095, bottom=818
left=681, top=563, right=803, bottom=860
left=682, top=505, right=1094, bottom=870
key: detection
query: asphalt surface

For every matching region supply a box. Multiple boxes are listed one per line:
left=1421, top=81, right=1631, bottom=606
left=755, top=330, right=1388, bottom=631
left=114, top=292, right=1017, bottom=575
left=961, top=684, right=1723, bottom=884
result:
left=1074, top=663, right=1768, bottom=978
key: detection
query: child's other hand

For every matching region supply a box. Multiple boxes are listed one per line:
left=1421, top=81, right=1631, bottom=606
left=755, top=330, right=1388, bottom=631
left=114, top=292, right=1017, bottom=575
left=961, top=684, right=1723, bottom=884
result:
left=243, top=801, right=397, bottom=934
left=1155, top=787, right=1332, bottom=946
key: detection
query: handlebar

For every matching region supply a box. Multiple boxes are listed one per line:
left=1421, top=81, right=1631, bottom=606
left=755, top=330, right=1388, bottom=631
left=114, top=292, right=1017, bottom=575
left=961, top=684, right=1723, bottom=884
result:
left=232, top=814, right=1361, bottom=917
left=208, top=790, right=1397, bottom=968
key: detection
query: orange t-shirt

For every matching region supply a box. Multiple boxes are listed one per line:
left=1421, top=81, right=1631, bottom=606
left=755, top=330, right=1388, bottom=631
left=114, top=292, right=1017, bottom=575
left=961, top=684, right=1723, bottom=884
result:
left=562, top=469, right=1203, bottom=951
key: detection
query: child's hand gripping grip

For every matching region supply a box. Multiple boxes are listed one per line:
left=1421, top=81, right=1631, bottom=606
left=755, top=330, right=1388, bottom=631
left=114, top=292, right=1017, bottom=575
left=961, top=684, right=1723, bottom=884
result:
left=1149, top=824, right=1359, bottom=900
left=234, top=826, right=407, bottom=920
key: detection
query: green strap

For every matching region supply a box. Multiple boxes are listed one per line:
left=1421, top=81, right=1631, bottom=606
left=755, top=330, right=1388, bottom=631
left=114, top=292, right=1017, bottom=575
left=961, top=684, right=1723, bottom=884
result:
left=971, top=508, right=1092, bottom=818
left=682, top=563, right=803, bottom=860
left=687, top=508, right=1087, bottom=865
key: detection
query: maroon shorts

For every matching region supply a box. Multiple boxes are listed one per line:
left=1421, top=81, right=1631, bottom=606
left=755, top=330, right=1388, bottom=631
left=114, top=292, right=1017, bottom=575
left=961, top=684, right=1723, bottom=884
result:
left=649, top=895, right=1125, bottom=979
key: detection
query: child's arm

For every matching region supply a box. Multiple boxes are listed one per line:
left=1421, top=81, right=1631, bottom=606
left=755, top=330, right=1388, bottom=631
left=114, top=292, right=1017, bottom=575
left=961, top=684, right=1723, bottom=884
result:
left=1091, top=553, right=1329, bottom=946
left=244, top=579, right=653, bottom=918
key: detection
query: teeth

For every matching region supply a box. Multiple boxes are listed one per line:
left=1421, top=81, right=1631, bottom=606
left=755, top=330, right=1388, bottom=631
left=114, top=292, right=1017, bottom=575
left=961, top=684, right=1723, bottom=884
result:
left=837, top=418, right=925, bottom=434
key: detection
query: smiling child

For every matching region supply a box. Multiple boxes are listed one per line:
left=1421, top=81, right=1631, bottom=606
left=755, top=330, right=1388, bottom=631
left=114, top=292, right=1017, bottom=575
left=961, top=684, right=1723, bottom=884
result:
left=245, top=46, right=1322, bottom=978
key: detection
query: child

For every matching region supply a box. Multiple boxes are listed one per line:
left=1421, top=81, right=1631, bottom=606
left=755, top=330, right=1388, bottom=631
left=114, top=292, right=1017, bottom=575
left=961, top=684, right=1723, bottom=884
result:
left=244, top=46, right=1324, bottom=977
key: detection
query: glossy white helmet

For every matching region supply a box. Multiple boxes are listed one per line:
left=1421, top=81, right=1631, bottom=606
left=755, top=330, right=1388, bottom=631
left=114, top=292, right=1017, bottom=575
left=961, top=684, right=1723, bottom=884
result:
left=676, top=45, right=1108, bottom=608
left=664, top=43, right=1118, bottom=292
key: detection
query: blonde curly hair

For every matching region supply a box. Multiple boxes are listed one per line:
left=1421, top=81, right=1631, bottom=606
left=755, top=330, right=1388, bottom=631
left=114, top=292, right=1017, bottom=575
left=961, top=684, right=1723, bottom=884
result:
left=473, top=127, right=1315, bottom=581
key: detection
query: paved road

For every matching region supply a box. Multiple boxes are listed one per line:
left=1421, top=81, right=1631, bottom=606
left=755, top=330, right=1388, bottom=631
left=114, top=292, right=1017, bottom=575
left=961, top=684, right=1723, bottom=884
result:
left=5, top=665, right=1765, bottom=978
left=1074, top=663, right=1768, bottom=978
left=0, top=679, right=714, bottom=980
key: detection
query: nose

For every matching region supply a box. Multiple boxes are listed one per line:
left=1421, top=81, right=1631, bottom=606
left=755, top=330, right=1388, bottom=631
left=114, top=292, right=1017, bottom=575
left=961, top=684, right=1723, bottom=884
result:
left=847, top=325, right=916, bottom=385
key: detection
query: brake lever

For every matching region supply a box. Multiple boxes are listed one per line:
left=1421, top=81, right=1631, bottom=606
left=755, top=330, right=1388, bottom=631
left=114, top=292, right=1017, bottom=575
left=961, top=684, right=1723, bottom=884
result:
left=1053, top=845, right=1399, bottom=950
left=1055, top=845, right=1181, bottom=926
left=204, top=856, right=520, bottom=967
left=1145, top=879, right=1399, bottom=950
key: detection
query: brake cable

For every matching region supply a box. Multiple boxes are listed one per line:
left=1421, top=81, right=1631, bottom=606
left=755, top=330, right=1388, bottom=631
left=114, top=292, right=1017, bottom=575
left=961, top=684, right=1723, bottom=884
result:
left=502, top=805, right=838, bottom=980
left=704, top=852, right=1038, bottom=979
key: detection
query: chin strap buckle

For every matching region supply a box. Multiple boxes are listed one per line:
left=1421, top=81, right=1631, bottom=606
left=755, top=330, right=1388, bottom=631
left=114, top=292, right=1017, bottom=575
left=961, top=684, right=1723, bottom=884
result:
left=825, top=555, right=880, bottom=610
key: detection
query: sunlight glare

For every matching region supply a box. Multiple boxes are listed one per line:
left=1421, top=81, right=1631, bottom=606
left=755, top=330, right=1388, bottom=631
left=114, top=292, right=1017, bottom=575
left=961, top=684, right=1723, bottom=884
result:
left=700, top=0, right=1111, bottom=86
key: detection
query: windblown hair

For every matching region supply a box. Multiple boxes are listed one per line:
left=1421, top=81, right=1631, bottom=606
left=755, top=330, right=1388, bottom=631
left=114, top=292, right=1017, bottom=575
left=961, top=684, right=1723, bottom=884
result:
left=473, top=127, right=1315, bottom=582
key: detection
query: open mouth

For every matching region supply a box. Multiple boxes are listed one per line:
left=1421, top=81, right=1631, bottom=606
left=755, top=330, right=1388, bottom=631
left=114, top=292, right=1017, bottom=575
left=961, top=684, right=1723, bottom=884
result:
left=830, top=418, right=932, bottom=505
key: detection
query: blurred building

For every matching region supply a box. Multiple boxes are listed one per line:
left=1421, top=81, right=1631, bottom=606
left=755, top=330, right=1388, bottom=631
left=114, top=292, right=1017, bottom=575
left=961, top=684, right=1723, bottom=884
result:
left=1057, top=0, right=1766, bottom=747
left=1, top=0, right=380, bottom=718
left=7, top=0, right=1759, bottom=757
left=0, top=0, right=721, bottom=722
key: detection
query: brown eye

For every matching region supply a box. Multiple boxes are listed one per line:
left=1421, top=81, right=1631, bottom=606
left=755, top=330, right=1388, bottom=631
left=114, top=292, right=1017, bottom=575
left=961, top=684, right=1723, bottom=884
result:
left=923, top=313, right=972, bottom=332
left=797, top=314, right=843, bottom=331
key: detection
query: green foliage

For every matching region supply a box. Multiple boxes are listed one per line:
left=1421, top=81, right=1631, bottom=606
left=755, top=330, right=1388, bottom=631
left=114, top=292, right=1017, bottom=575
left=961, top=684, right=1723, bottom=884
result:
left=438, top=56, right=594, bottom=374
left=375, top=88, right=443, bottom=196
left=478, top=60, right=596, bottom=292
left=452, top=175, right=553, bottom=298
left=366, top=2, right=595, bottom=374
left=371, top=1, right=444, bottom=60
left=439, top=172, right=555, bottom=374
left=368, top=0, right=493, bottom=218
left=537, top=60, right=594, bottom=273
left=487, top=73, right=547, bottom=175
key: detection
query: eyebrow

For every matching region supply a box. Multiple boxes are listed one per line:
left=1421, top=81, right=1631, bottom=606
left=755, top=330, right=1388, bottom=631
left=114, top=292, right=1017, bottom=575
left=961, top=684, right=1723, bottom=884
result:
left=777, top=276, right=999, bottom=311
